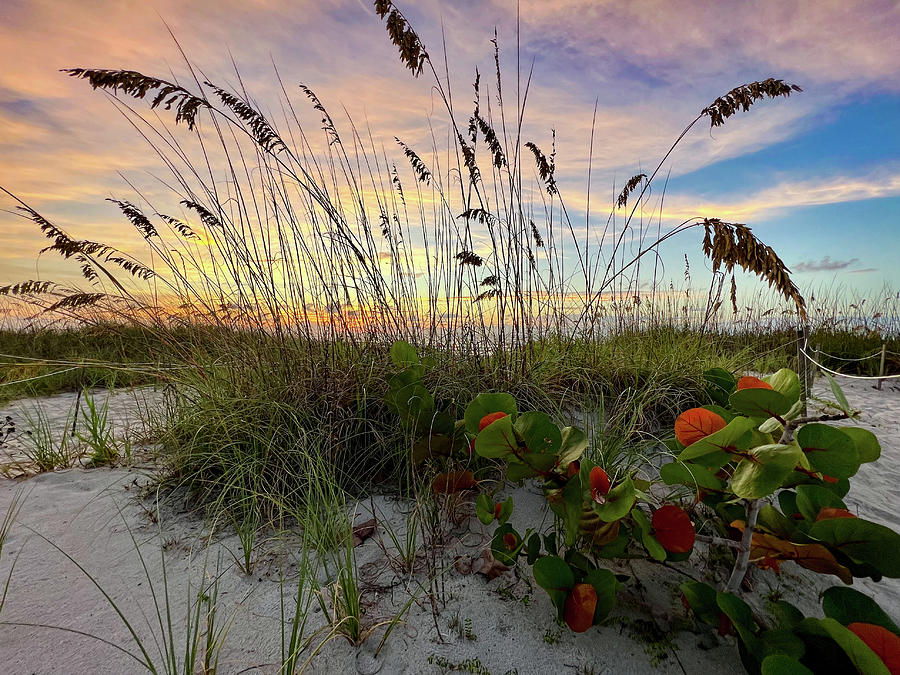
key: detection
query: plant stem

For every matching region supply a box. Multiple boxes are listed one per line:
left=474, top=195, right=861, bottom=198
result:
left=725, top=499, right=761, bottom=593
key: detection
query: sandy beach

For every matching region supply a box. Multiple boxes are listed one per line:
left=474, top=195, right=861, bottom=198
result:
left=0, top=375, right=896, bottom=674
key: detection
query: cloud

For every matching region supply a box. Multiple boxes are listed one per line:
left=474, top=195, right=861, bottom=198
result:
left=848, top=268, right=879, bottom=275
left=649, top=169, right=900, bottom=224
left=793, top=256, right=859, bottom=273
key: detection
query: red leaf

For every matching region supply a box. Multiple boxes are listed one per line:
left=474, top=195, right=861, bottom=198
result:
left=478, top=411, right=508, bottom=432
left=431, top=470, right=476, bottom=494
left=502, top=532, right=519, bottom=551
left=737, top=376, right=773, bottom=390
left=590, top=466, right=611, bottom=503
left=674, top=408, right=727, bottom=447
left=815, top=507, right=857, bottom=521
left=494, top=502, right=502, bottom=519
left=564, top=583, right=598, bottom=633
left=848, top=623, right=900, bottom=674
left=566, top=460, right=580, bottom=478
left=652, top=505, right=696, bottom=554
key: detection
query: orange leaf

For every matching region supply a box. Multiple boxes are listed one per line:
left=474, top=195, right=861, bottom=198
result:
left=564, top=583, right=598, bottom=633
left=815, top=507, right=857, bottom=521
left=590, top=466, right=611, bottom=503
left=674, top=408, right=727, bottom=447
left=431, top=470, right=476, bottom=494
left=478, top=411, right=508, bottom=432
left=848, top=623, right=900, bottom=674
left=652, top=505, right=696, bottom=553
left=737, top=376, right=773, bottom=390
left=731, top=521, right=853, bottom=584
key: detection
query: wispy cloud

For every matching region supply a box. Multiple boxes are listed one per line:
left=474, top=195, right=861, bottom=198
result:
left=793, top=257, right=859, bottom=273
left=652, top=169, right=900, bottom=223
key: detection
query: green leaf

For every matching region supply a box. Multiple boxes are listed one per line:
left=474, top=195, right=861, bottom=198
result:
left=761, top=655, right=813, bottom=675
left=464, top=393, right=517, bottom=434
left=703, top=404, right=735, bottom=423
left=730, top=444, right=803, bottom=499
left=822, top=587, right=900, bottom=636
left=797, top=424, right=860, bottom=479
left=475, top=493, right=494, bottom=525
left=759, top=416, right=784, bottom=435
left=543, top=532, right=558, bottom=556
left=760, top=628, right=806, bottom=660
left=526, top=533, right=542, bottom=565
left=386, top=364, right=424, bottom=390
left=757, top=505, right=799, bottom=540
left=678, top=416, right=756, bottom=461
left=704, top=367, right=736, bottom=406
left=583, top=568, right=620, bottom=623
left=825, top=373, right=852, bottom=415
left=490, top=523, right=522, bottom=565
left=557, top=426, right=589, bottom=467
left=514, top=411, right=562, bottom=455
left=505, top=459, right=538, bottom=482
left=497, top=496, right=513, bottom=525
left=771, top=600, right=805, bottom=630
left=533, top=555, right=574, bottom=618
left=717, top=591, right=760, bottom=651
left=806, top=618, right=891, bottom=675
left=766, top=368, right=802, bottom=404
left=660, top=460, right=725, bottom=491
left=632, top=508, right=666, bottom=561
left=592, top=477, right=636, bottom=522
left=681, top=581, right=719, bottom=625
left=730, top=387, right=792, bottom=419
left=808, top=517, right=900, bottom=577
left=389, top=340, right=419, bottom=368
left=474, top=414, right=518, bottom=458
left=385, top=382, right=434, bottom=429
left=795, top=484, right=847, bottom=522
left=411, top=433, right=452, bottom=463
left=841, top=427, right=881, bottom=464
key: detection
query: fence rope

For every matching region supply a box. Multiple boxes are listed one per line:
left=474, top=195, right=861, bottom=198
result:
left=0, top=367, right=81, bottom=388
left=801, top=343, right=900, bottom=381
left=813, top=351, right=883, bottom=363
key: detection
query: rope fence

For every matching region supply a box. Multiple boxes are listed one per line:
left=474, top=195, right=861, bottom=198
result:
left=797, top=330, right=899, bottom=398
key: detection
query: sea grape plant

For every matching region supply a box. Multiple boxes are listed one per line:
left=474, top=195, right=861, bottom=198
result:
left=384, top=340, right=700, bottom=633
left=681, top=582, right=900, bottom=673
left=384, top=342, right=900, bottom=652
left=664, top=367, right=900, bottom=592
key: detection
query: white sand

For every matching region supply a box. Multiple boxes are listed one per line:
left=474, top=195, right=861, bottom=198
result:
left=0, top=375, right=896, bottom=674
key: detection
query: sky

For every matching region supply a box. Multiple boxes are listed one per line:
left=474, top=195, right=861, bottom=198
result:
left=1, top=0, right=898, bottom=310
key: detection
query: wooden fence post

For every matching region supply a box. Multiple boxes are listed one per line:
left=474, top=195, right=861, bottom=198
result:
left=877, top=343, right=886, bottom=391
left=797, top=326, right=808, bottom=416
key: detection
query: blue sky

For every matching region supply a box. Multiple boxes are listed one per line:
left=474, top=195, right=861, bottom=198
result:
left=0, top=0, right=898, bottom=308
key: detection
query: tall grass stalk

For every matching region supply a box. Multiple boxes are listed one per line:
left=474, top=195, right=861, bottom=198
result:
left=21, top=403, right=72, bottom=471
left=76, top=389, right=118, bottom=465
